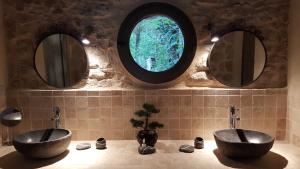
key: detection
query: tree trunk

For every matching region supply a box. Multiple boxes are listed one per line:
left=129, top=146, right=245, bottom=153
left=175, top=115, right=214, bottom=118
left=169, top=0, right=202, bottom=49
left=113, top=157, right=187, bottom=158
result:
left=135, top=27, right=141, bottom=63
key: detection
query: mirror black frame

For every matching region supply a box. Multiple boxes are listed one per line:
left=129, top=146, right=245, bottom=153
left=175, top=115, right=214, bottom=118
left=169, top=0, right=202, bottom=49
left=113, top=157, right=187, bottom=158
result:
left=207, top=30, right=268, bottom=87
left=33, top=33, right=89, bottom=88
left=117, top=2, right=197, bottom=84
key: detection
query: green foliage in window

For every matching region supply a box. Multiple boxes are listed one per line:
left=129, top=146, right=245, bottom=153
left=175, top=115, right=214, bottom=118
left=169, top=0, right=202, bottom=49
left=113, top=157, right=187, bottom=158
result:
left=129, top=15, right=184, bottom=72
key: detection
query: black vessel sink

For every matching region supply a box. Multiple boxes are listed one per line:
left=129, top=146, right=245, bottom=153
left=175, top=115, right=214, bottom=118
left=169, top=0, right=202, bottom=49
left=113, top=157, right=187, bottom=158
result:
left=214, top=129, right=274, bottom=158
left=13, top=128, right=71, bottom=159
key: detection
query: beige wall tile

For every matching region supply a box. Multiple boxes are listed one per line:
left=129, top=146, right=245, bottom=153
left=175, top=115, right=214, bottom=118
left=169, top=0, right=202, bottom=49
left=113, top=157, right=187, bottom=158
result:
left=215, top=119, right=228, bottom=130
left=88, top=97, right=99, bottom=107
left=76, top=97, right=88, bottom=108
left=180, top=119, right=192, bottom=129
left=169, top=119, right=180, bottom=129
left=204, top=119, right=215, bottom=130
left=192, top=95, right=203, bottom=107
left=192, top=107, right=203, bottom=118
left=53, top=97, right=64, bottom=107
left=110, top=129, right=124, bottom=140
left=180, top=129, right=192, bottom=140
left=215, top=107, right=228, bottom=118
left=65, top=97, right=75, bottom=107
left=87, top=91, right=99, bottom=96
left=100, top=107, right=112, bottom=119
left=265, top=107, right=276, bottom=119
left=215, top=96, right=229, bottom=107
left=241, top=96, right=252, bottom=107
left=169, top=90, right=191, bottom=95
left=192, top=129, right=203, bottom=138
left=112, top=96, right=123, bottom=106
left=124, top=129, right=135, bottom=139
left=169, top=107, right=180, bottom=119
left=180, top=107, right=192, bottom=118
left=229, top=96, right=241, bottom=108
left=53, top=91, right=64, bottom=96
left=228, top=89, right=240, bottom=95
left=252, top=89, right=265, bottom=95
left=192, top=119, right=203, bottom=130
left=111, top=118, right=125, bottom=129
left=169, top=130, right=180, bottom=140
left=65, top=107, right=76, bottom=119
left=135, top=95, right=146, bottom=107
left=203, top=107, right=215, bottom=118
left=253, top=96, right=265, bottom=107
left=99, top=91, right=112, bottom=96
left=265, top=96, right=277, bottom=107
left=168, top=96, right=180, bottom=106
left=88, top=108, right=100, bottom=119
left=180, top=96, right=192, bottom=107
left=76, top=108, right=89, bottom=119
left=157, top=107, right=168, bottom=118
left=158, top=129, right=169, bottom=139
left=252, top=107, right=264, bottom=119
left=204, top=96, right=215, bottom=107
left=241, top=107, right=252, bottom=119
left=99, top=96, right=112, bottom=107
left=7, top=88, right=287, bottom=141
left=111, top=107, right=123, bottom=118
left=123, top=96, right=134, bottom=107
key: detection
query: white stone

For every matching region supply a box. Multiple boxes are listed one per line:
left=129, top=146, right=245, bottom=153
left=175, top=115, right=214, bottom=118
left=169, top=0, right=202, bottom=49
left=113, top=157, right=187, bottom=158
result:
left=191, top=72, right=208, bottom=80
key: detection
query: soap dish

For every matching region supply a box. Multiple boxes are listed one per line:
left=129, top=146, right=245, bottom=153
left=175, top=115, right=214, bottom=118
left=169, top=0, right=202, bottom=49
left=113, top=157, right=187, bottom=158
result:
left=194, top=137, right=204, bottom=149
left=96, top=138, right=106, bottom=149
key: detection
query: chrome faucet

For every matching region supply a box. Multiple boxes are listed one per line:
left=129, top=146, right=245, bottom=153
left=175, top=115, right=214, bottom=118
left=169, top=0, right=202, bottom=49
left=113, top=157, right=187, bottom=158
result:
left=52, top=106, right=60, bottom=128
left=229, top=106, right=240, bottom=129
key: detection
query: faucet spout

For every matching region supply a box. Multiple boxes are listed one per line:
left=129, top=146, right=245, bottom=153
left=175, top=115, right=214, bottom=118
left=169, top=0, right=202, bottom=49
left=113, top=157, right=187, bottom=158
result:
left=52, top=106, right=61, bottom=128
left=229, top=106, right=240, bottom=129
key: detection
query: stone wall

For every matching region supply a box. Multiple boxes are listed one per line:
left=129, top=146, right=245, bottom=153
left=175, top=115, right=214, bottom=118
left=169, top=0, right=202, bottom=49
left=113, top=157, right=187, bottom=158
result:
left=2, top=0, right=289, bottom=89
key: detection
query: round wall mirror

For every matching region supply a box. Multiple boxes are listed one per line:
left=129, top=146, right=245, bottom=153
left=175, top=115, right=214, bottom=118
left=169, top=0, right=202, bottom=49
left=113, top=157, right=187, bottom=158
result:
left=118, top=2, right=196, bottom=84
left=208, top=31, right=267, bottom=87
left=34, top=34, right=88, bottom=88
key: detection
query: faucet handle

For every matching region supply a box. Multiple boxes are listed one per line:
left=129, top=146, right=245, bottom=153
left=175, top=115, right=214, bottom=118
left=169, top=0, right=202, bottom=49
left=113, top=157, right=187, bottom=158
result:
left=230, top=106, right=239, bottom=113
left=230, top=106, right=235, bottom=112
left=53, top=106, right=60, bottom=115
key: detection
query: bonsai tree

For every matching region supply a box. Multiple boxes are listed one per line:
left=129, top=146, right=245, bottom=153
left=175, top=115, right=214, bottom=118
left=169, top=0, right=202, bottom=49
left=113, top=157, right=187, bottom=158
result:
left=130, top=103, right=164, bottom=130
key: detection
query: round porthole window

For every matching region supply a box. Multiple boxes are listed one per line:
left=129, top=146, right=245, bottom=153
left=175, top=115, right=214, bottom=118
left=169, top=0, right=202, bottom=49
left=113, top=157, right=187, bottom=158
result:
left=129, top=16, right=185, bottom=72
left=118, top=3, right=196, bottom=84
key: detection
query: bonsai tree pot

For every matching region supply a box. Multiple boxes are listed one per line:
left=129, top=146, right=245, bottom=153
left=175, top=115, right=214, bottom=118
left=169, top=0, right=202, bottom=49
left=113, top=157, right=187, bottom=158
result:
left=137, top=130, right=158, bottom=147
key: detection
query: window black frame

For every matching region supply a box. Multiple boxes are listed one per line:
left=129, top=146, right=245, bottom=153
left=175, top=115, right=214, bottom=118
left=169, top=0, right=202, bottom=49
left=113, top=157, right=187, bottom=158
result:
left=117, top=2, right=197, bottom=84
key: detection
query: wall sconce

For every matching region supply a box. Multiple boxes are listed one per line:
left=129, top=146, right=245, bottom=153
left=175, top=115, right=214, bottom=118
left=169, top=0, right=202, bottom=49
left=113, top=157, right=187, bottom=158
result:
left=82, top=38, right=90, bottom=45
left=207, top=22, right=219, bottom=43
left=211, top=36, right=219, bottom=43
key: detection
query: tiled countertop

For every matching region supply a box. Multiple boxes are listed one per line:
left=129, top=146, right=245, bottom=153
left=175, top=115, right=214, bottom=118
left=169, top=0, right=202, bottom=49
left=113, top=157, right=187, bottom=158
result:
left=0, top=140, right=299, bottom=169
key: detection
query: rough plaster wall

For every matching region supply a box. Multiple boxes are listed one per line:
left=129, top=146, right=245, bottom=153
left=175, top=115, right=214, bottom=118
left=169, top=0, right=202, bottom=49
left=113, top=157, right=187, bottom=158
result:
left=288, top=0, right=300, bottom=147
left=2, top=0, right=289, bottom=89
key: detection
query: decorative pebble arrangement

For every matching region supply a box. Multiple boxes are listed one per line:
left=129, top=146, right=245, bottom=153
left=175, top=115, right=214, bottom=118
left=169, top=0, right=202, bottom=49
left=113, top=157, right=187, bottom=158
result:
left=179, top=145, right=194, bottom=153
left=76, top=143, right=91, bottom=150
left=138, top=145, right=156, bottom=155
left=96, top=138, right=107, bottom=149
left=194, top=137, right=204, bottom=149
